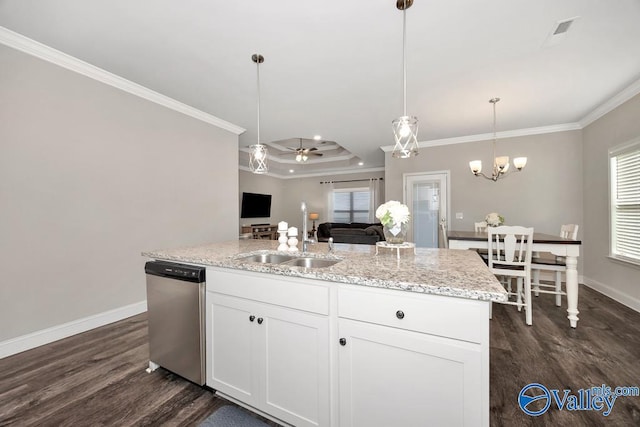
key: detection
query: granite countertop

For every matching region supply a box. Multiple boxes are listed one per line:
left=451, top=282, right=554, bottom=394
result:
left=142, top=240, right=507, bottom=302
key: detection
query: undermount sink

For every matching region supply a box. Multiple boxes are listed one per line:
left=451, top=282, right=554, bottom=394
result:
left=240, top=253, right=297, bottom=264
left=238, top=253, right=341, bottom=269
left=280, top=257, right=341, bottom=269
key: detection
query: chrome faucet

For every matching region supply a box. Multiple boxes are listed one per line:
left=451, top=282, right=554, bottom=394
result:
left=301, top=201, right=314, bottom=252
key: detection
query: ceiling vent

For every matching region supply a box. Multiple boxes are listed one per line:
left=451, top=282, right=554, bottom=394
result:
left=553, top=19, right=574, bottom=35
left=543, top=16, right=580, bottom=47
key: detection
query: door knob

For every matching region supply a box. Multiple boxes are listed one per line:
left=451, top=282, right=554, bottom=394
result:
left=339, top=338, right=347, bottom=346
left=396, top=310, right=405, bottom=319
left=257, top=318, right=264, bottom=324
left=249, top=315, right=255, bottom=322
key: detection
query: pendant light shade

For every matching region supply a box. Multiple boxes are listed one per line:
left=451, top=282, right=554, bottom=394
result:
left=249, top=53, right=268, bottom=174
left=392, top=115, right=419, bottom=158
left=391, top=0, right=419, bottom=159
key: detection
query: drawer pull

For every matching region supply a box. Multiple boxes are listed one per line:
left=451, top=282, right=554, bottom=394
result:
left=339, top=338, right=347, bottom=346
left=249, top=315, right=255, bottom=322
left=257, top=318, right=264, bottom=324
left=396, top=310, right=405, bottom=319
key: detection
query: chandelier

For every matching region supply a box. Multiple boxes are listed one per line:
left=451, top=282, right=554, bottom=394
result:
left=391, top=0, right=419, bottom=159
left=469, top=98, right=527, bottom=181
left=249, top=53, right=268, bottom=174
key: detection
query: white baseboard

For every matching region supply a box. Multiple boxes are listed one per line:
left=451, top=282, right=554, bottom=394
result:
left=583, top=276, right=640, bottom=313
left=0, top=300, right=147, bottom=359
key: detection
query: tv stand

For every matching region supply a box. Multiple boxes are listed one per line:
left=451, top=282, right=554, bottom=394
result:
left=241, top=225, right=278, bottom=240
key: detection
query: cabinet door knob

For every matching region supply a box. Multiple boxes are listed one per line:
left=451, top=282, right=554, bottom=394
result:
left=257, top=318, right=264, bottom=324
left=249, top=315, right=255, bottom=322
left=339, top=338, right=347, bottom=346
left=396, top=310, right=405, bottom=319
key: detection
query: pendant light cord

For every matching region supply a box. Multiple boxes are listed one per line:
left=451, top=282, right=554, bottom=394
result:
left=492, top=100, right=496, bottom=168
left=256, top=60, right=261, bottom=145
left=402, top=1, right=407, bottom=117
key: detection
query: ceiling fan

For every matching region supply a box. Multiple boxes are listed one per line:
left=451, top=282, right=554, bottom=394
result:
left=286, top=138, right=324, bottom=162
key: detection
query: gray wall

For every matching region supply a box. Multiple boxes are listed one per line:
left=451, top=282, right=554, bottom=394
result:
left=239, top=169, right=286, bottom=229
left=385, top=130, right=584, bottom=236
left=279, top=171, right=385, bottom=231
left=239, top=170, right=384, bottom=233
left=0, top=44, right=239, bottom=341
left=582, top=93, right=640, bottom=307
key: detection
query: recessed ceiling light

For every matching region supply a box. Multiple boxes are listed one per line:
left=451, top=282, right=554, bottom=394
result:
left=289, top=169, right=294, bottom=173
left=358, top=162, right=364, bottom=166
left=313, top=135, right=322, bottom=141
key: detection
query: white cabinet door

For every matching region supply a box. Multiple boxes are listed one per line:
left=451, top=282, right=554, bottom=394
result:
left=338, top=318, right=484, bottom=427
left=258, top=302, right=330, bottom=427
left=206, top=292, right=257, bottom=405
left=207, top=291, right=330, bottom=427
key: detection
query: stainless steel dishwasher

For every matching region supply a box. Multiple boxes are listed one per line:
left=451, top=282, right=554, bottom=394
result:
left=144, top=260, right=206, bottom=385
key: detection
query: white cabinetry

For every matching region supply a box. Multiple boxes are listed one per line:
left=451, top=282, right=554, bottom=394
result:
left=205, top=267, right=491, bottom=427
left=206, top=268, right=330, bottom=427
left=337, top=287, right=490, bottom=427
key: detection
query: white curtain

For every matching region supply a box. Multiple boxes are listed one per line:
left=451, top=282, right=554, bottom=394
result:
left=323, top=181, right=335, bottom=222
left=369, top=178, right=382, bottom=223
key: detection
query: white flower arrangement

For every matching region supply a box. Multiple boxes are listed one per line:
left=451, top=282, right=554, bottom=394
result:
left=376, top=201, right=411, bottom=227
left=485, top=212, right=505, bottom=227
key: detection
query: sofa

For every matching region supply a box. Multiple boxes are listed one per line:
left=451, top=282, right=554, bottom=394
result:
left=316, top=222, right=384, bottom=245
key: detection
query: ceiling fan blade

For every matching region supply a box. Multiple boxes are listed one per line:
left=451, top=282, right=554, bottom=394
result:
left=307, top=147, right=318, bottom=152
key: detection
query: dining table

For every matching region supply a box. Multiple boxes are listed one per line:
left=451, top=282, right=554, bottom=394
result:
left=447, top=230, right=582, bottom=328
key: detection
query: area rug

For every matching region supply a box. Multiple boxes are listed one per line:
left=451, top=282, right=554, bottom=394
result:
left=198, top=405, right=269, bottom=427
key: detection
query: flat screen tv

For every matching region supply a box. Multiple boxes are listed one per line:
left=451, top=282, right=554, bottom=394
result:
left=241, top=192, right=272, bottom=218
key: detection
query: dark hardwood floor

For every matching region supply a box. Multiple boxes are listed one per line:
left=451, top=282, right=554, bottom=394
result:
left=1, top=284, right=639, bottom=426
left=490, top=285, right=640, bottom=426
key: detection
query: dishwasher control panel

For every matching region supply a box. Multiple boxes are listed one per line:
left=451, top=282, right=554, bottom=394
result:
left=145, top=261, right=205, bottom=283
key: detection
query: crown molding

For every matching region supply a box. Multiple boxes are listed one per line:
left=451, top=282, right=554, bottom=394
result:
left=239, top=165, right=384, bottom=179
left=264, top=140, right=340, bottom=153
left=239, top=147, right=356, bottom=164
left=380, top=123, right=582, bottom=152
left=0, top=26, right=245, bottom=135
left=380, top=76, right=640, bottom=152
left=579, top=76, right=640, bottom=128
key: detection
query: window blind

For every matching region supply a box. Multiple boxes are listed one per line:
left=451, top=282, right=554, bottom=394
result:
left=611, top=143, right=640, bottom=263
left=332, top=189, right=370, bottom=223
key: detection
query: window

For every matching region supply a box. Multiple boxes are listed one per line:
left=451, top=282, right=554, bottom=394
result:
left=332, top=188, right=370, bottom=223
left=610, top=138, right=640, bottom=265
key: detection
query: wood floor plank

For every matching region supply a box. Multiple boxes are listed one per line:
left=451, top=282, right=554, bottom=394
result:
left=1, top=283, right=639, bottom=426
left=490, top=285, right=640, bottom=426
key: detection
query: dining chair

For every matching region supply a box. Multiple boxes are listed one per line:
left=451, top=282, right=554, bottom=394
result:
left=488, top=226, right=535, bottom=325
left=474, top=221, right=488, bottom=232
left=531, top=224, right=579, bottom=306
left=474, top=221, right=489, bottom=262
left=439, top=220, right=449, bottom=249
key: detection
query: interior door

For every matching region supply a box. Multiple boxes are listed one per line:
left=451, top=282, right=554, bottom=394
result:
left=404, top=172, right=449, bottom=248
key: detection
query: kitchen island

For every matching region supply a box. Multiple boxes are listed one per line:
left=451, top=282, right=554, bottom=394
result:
left=143, top=240, right=506, bottom=427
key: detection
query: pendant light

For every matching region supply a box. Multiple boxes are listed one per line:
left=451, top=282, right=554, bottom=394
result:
left=469, top=98, right=527, bottom=181
left=249, top=53, right=268, bottom=174
left=391, top=0, right=419, bottom=159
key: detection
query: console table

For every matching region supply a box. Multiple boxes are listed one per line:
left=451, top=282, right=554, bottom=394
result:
left=241, top=225, right=278, bottom=240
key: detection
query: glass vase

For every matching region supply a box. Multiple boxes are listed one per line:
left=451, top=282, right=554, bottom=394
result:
left=383, top=222, right=408, bottom=244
